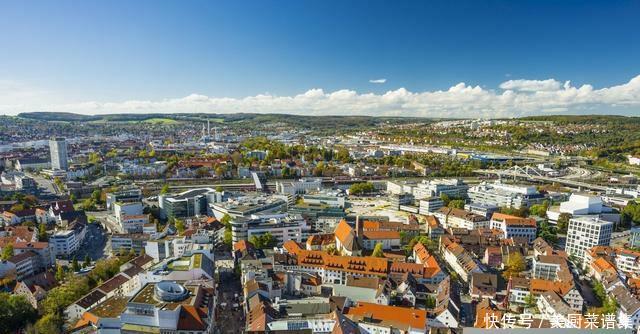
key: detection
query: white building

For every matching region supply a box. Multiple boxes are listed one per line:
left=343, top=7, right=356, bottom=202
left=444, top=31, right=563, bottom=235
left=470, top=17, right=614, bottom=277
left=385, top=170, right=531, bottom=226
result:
left=489, top=213, right=537, bottom=243
left=565, top=216, right=613, bottom=262
left=546, top=193, right=619, bottom=224
left=468, top=181, right=544, bottom=209
left=49, top=137, right=69, bottom=171
left=275, top=178, right=322, bottom=195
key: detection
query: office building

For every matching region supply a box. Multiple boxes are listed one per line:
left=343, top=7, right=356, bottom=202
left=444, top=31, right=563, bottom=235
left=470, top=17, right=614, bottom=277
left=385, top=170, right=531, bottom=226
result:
left=565, top=216, right=614, bottom=262
left=49, top=137, right=69, bottom=171
left=468, top=181, right=545, bottom=209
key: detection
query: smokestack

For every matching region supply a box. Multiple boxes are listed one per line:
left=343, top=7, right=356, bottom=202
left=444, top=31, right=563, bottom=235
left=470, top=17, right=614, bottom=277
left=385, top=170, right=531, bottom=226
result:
left=207, top=120, right=211, bottom=136
left=356, top=215, right=363, bottom=246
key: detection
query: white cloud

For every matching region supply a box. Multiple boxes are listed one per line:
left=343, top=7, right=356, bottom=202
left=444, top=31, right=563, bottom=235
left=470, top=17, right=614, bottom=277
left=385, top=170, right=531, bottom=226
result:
left=369, top=78, right=387, bottom=84
left=1, top=75, right=640, bottom=118
left=499, top=78, right=563, bottom=92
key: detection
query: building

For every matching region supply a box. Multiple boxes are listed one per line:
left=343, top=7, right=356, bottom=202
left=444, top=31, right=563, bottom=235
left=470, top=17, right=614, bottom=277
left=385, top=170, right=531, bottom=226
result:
left=565, top=216, right=614, bottom=262
left=275, top=178, right=322, bottom=195
left=468, top=181, right=544, bottom=209
left=49, top=137, right=69, bottom=171
left=209, top=194, right=286, bottom=219
left=230, top=215, right=307, bottom=244
left=433, top=207, right=489, bottom=230
left=343, top=301, right=427, bottom=334
left=106, top=188, right=142, bottom=211
left=546, top=193, right=619, bottom=224
left=489, top=212, right=537, bottom=243
left=160, top=188, right=225, bottom=219
left=419, top=196, right=444, bottom=214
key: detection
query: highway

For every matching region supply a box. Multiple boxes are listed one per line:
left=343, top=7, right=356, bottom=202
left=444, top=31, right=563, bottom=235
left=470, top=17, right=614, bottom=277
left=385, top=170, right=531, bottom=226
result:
left=473, top=168, right=611, bottom=191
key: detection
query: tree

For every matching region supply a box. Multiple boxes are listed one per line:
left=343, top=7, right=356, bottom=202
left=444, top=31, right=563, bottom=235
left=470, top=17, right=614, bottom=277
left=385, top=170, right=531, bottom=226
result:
left=503, top=252, right=525, bottom=278
left=523, top=294, right=536, bottom=308
left=349, top=182, right=375, bottom=195
left=537, top=221, right=557, bottom=245
left=529, top=201, right=550, bottom=218
left=72, top=257, right=80, bottom=273
left=175, top=219, right=185, bottom=235
left=0, top=293, right=38, bottom=334
left=91, top=189, right=102, bottom=203
left=160, top=184, right=170, bottom=195
left=83, top=254, right=91, bottom=268
left=215, top=185, right=224, bottom=192
left=424, top=295, right=436, bottom=309
left=1, top=243, right=13, bottom=260
left=38, top=224, right=48, bottom=241
left=55, top=265, right=66, bottom=282
left=440, top=193, right=451, bottom=206
left=557, top=213, right=571, bottom=234
left=622, top=201, right=640, bottom=226
left=250, top=233, right=277, bottom=249
left=372, top=243, right=385, bottom=257
left=447, top=199, right=465, bottom=209
left=215, top=166, right=226, bottom=179
left=220, top=214, right=232, bottom=226
left=34, top=313, right=62, bottom=334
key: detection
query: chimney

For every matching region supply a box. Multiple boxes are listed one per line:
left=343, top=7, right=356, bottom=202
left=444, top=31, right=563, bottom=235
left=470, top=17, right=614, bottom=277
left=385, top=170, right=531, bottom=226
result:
left=356, top=215, right=363, bottom=245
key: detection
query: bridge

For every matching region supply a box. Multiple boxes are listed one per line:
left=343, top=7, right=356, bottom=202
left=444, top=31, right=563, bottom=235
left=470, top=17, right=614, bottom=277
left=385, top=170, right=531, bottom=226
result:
left=473, top=166, right=611, bottom=192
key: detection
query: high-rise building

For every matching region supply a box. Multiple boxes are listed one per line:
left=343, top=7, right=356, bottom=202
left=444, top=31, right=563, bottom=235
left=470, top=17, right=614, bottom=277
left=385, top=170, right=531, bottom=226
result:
left=565, top=216, right=613, bottom=262
left=49, top=137, right=68, bottom=170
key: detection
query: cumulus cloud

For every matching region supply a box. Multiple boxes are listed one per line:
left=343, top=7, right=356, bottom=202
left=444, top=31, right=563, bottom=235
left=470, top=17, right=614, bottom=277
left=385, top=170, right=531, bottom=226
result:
left=499, top=78, right=563, bottom=92
left=1, top=75, right=640, bottom=118
left=369, top=78, right=387, bottom=84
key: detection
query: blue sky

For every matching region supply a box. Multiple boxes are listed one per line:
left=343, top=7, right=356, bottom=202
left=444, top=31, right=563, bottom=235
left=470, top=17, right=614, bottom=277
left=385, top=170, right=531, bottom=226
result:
left=1, top=0, right=639, bottom=117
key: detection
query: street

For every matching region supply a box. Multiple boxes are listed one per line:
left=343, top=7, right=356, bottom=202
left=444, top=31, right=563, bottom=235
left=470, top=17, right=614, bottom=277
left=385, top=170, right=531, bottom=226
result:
left=216, top=270, right=245, bottom=334
left=75, top=223, right=108, bottom=261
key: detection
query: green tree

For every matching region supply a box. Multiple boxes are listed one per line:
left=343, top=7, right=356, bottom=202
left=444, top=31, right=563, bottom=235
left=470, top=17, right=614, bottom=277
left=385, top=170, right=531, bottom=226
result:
left=447, top=199, right=465, bottom=209
left=372, top=243, right=385, bottom=257
left=622, top=201, right=640, bottom=225
left=524, top=294, right=536, bottom=308
left=83, top=254, right=91, bottom=268
left=55, top=265, right=66, bottom=282
left=160, top=184, right=170, bottom=195
left=537, top=221, right=558, bottom=245
left=439, top=193, right=451, bottom=206
left=175, top=219, right=185, bottom=235
left=503, top=252, right=526, bottom=278
left=72, top=257, right=80, bottom=272
left=1, top=243, right=13, bottom=260
left=529, top=200, right=550, bottom=217
left=38, top=224, right=48, bottom=241
left=0, top=293, right=38, bottom=333
left=349, top=182, right=375, bottom=195
left=34, top=313, right=62, bottom=334
left=220, top=214, right=232, bottom=226
left=557, top=213, right=571, bottom=234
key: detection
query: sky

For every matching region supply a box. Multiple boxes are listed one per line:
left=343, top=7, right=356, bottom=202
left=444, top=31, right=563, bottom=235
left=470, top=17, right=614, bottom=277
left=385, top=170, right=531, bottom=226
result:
left=1, top=0, right=639, bottom=118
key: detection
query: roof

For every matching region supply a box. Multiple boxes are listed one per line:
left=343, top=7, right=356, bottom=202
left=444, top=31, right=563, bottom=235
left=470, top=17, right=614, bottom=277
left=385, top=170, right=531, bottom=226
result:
left=13, top=241, right=49, bottom=249
left=362, top=230, right=400, bottom=240
left=334, top=220, right=359, bottom=252
left=490, top=212, right=537, bottom=227
left=344, top=302, right=427, bottom=330
left=129, top=254, right=154, bottom=268
left=177, top=305, right=208, bottom=331
left=97, top=274, right=129, bottom=294
left=75, top=289, right=107, bottom=309
left=437, top=207, right=487, bottom=222
left=8, top=250, right=38, bottom=264
left=234, top=239, right=255, bottom=252
left=296, top=249, right=389, bottom=276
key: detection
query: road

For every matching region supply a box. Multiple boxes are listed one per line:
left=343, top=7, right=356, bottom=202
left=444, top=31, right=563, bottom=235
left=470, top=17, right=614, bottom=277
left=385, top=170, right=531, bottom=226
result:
left=26, top=172, right=60, bottom=196
left=216, top=269, right=245, bottom=334
left=75, top=223, right=108, bottom=261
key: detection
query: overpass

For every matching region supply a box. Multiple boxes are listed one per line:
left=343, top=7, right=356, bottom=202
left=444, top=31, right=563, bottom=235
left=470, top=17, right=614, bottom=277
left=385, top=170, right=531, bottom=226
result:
left=473, top=166, right=612, bottom=192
